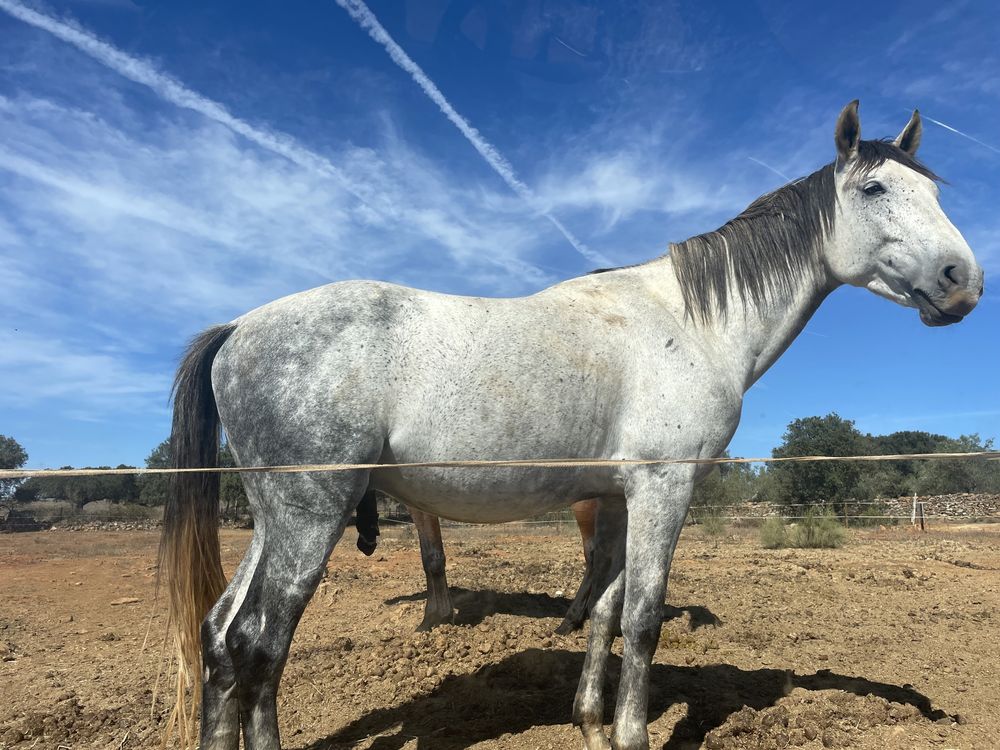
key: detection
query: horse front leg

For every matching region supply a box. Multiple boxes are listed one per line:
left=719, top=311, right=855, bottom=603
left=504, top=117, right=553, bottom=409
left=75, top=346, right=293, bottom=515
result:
left=610, top=470, right=692, bottom=750
left=409, top=506, right=454, bottom=631
left=573, top=497, right=627, bottom=750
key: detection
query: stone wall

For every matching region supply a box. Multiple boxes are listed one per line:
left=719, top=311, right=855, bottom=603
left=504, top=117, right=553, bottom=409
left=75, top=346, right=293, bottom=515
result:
left=723, top=494, right=1000, bottom=521
left=880, top=493, right=1000, bottom=519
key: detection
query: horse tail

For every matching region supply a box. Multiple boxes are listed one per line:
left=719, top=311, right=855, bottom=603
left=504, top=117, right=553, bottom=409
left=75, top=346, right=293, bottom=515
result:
left=157, top=322, right=236, bottom=745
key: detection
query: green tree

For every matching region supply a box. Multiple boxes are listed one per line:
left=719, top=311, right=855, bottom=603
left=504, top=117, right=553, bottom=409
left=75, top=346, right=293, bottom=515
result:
left=138, top=439, right=171, bottom=506
left=914, top=434, right=1000, bottom=495
left=691, top=453, right=762, bottom=519
left=1, top=434, right=28, bottom=500
left=219, top=445, right=250, bottom=521
left=765, top=413, right=869, bottom=511
left=137, top=438, right=249, bottom=518
left=860, top=430, right=952, bottom=497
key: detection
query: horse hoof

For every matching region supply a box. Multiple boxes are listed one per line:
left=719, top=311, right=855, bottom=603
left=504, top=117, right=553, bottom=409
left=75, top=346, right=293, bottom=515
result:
left=415, top=612, right=454, bottom=632
left=356, top=535, right=378, bottom=556
left=554, top=616, right=583, bottom=635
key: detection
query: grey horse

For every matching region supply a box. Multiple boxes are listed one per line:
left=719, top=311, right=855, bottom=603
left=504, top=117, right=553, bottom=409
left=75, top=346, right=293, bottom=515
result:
left=159, top=101, right=982, bottom=750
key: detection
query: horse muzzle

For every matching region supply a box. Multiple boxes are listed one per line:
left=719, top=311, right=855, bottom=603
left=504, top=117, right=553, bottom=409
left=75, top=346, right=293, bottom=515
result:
left=913, top=287, right=981, bottom=327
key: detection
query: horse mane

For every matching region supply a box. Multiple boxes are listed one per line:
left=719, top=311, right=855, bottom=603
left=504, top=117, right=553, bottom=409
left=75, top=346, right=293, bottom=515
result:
left=606, top=139, right=942, bottom=322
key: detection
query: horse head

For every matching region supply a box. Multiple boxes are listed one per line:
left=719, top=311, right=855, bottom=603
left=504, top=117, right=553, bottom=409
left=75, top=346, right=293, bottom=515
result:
left=826, top=100, right=983, bottom=326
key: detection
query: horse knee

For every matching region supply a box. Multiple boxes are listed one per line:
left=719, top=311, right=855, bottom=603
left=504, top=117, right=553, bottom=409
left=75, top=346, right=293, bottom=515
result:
left=621, top=610, right=661, bottom=653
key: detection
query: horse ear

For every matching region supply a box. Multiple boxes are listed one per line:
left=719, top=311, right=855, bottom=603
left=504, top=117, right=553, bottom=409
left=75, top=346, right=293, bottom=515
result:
left=835, top=99, right=861, bottom=166
left=894, top=109, right=922, bottom=156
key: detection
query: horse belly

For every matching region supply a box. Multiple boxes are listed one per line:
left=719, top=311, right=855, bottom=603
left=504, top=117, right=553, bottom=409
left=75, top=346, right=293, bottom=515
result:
left=373, top=465, right=618, bottom=524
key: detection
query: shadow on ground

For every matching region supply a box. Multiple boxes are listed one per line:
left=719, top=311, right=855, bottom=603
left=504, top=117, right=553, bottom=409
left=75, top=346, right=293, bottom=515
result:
left=384, top=587, right=722, bottom=630
left=300, top=649, right=948, bottom=750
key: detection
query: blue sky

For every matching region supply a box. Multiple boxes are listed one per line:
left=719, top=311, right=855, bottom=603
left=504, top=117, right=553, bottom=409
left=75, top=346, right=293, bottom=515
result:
left=1, top=0, right=998, bottom=470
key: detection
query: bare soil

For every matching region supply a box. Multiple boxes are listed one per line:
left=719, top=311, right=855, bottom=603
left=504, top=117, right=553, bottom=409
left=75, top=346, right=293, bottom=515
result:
left=1, top=523, right=998, bottom=749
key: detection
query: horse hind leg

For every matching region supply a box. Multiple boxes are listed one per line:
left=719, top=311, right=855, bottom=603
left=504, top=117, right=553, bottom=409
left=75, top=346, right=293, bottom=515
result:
left=409, top=506, right=454, bottom=631
left=556, top=499, right=598, bottom=635
left=556, top=561, right=593, bottom=635
left=200, top=533, right=264, bottom=750
left=224, top=471, right=365, bottom=750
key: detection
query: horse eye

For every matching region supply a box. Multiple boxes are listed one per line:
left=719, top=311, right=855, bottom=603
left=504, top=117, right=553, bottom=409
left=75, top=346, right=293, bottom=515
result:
left=863, top=181, right=886, bottom=196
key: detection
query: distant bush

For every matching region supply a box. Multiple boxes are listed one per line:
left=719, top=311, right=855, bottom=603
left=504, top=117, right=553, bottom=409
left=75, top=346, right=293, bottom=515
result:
left=19, top=500, right=76, bottom=523
left=787, top=509, right=845, bottom=548
left=845, top=500, right=899, bottom=527
left=81, top=500, right=161, bottom=522
left=759, top=517, right=787, bottom=549
left=700, top=514, right=727, bottom=541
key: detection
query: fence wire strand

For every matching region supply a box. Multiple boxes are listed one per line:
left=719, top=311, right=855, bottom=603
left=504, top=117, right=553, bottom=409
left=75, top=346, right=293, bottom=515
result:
left=4, top=450, right=1000, bottom=481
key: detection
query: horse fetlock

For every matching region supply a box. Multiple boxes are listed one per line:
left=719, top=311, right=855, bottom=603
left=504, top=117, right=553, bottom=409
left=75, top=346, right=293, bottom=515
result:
left=610, top=720, right=649, bottom=750
left=581, top=726, right=612, bottom=750
left=575, top=702, right=611, bottom=750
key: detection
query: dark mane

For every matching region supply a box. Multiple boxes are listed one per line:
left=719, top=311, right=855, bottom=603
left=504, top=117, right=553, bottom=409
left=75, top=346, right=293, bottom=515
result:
left=598, top=139, right=941, bottom=321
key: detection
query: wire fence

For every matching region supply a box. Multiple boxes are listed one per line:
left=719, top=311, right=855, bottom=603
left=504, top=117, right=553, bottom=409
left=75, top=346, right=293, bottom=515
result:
left=5, top=453, right=1000, bottom=532
left=4, top=449, right=1000, bottom=481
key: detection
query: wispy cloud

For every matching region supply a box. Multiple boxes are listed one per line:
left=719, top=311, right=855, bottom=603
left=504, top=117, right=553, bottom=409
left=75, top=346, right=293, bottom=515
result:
left=0, top=329, right=170, bottom=416
left=332, top=0, right=611, bottom=267
left=0, top=0, right=383, bottom=210
left=0, top=0, right=582, bottom=288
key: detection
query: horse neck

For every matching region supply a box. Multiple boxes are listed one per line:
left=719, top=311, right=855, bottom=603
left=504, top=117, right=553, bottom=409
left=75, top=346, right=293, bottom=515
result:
left=711, top=264, right=834, bottom=391
left=647, top=250, right=836, bottom=394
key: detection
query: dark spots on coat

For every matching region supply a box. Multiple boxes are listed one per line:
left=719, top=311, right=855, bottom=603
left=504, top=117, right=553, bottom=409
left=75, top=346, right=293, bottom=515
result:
left=665, top=338, right=674, bottom=348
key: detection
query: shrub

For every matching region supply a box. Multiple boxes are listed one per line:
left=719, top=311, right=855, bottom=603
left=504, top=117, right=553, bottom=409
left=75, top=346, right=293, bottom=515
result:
left=845, top=500, right=899, bottom=527
left=759, top=517, right=787, bottom=549
left=81, top=500, right=162, bottom=521
left=787, top=509, right=845, bottom=548
left=701, top=514, right=727, bottom=541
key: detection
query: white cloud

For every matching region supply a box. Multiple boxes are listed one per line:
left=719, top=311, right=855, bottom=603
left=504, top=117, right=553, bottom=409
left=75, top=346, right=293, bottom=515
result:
left=1, top=329, right=170, bottom=415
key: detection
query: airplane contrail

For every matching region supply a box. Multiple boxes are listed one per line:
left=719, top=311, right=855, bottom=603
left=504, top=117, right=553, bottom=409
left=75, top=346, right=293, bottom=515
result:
left=333, top=0, right=611, bottom=266
left=0, top=0, right=387, bottom=212
left=746, top=156, right=791, bottom=183
left=924, top=114, right=1000, bottom=156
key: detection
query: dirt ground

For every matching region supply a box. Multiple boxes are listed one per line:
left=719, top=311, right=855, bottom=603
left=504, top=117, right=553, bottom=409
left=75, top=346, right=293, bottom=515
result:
left=1, top=522, right=998, bottom=749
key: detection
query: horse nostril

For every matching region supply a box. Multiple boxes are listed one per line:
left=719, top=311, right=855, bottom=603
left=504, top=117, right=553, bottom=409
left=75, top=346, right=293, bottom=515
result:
left=943, top=265, right=959, bottom=285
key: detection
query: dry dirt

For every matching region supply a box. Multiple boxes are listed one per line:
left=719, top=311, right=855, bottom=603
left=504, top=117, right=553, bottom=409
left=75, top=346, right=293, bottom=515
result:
left=1, top=523, right=998, bottom=749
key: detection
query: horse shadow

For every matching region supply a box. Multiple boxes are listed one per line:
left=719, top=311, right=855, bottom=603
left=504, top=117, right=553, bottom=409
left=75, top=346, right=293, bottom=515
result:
left=384, top=587, right=722, bottom=630
left=298, top=649, right=948, bottom=750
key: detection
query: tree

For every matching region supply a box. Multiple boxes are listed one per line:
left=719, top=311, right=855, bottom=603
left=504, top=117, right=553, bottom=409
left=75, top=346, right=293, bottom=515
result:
left=862, top=430, right=951, bottom=497
left=914, top=434, right=1000, bottom=495
left=0, top=435, right=28, bottom=499
left=691, top=452, right=761, bottom=513
left=765, top=413, right=869, bottom=511
left=138, top=439, right=171, bottom=506
left=219, top=445, right=250, bottom=521
left=138, top=438, right=249, bottom=518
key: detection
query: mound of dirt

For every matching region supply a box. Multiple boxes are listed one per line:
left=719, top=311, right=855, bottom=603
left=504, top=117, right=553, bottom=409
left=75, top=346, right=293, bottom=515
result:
left=703, top=689, right=936, bottom=749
